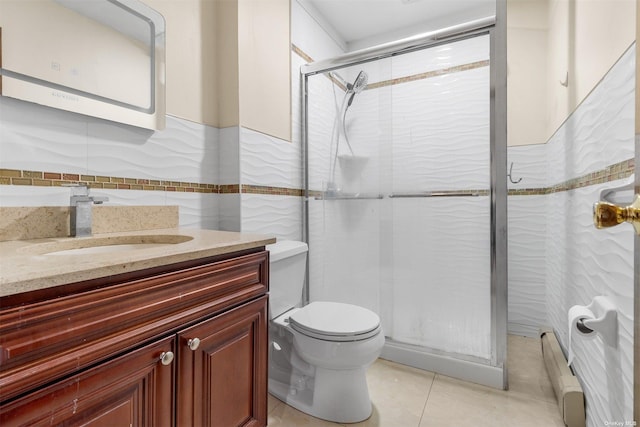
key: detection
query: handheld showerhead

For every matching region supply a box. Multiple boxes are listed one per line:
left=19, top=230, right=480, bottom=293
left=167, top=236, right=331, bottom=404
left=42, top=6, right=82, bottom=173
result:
left=346, top=71, right=368, bottom=107
left=347, top=71, right=368, bottom=94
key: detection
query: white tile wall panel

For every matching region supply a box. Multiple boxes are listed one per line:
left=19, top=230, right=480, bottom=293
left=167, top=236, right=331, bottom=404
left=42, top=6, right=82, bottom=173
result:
left=507, top=144, right=547, bottom=189
left=390, top=67, right=490, bottom=192
left=545, top=46, right=635, bottom=180
left=508, top=196, right=547, bottom=284
left=542, top=47, right=635, bottom=425
left=391, top=197, right=491, bottom=358
left=240, top=127, right=302, bottom=189
left=0, top=97, right=88, bottom=174
left=307, top=198, right=382, bottom=315
left=0, top=185, right=72, bottom=207
left=390, top=35, right=490, bottom=80
left=165, top=192, right=218, bottom=229
left=240, top=194, right=302, bottom=241
left=218, top=126, right=240, bottom=185
left=0, top=97, right=221, bottom=228
left=87, top=114, right=218, bottom=182
left=218, top=193, right=241, bottom=232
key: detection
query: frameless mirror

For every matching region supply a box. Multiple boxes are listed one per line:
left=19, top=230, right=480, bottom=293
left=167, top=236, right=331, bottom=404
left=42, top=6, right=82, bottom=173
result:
left=0, top=0, right=165, bottom=130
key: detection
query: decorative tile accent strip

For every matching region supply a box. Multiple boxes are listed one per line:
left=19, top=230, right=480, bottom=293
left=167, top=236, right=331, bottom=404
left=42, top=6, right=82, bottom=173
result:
left=241, top=185, right=304, bottom=197
left=0, top=169, right=218, bottom=193
left=508, top=158, right=635, bottom=196
left=291, top=44, right=489, bottom=92
left=367, top=60, right=491, bottom=90
left=2, top=159, right=633, bottom=197
left=291, top=44, right=347, bottom=91
left=291, top=44, right=313, bottom=63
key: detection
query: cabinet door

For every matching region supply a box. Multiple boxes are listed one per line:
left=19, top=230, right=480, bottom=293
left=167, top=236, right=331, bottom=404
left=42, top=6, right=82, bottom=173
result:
left=177, top=296, right=268, bottom=427
left=0, top=337, right=175, bottom=427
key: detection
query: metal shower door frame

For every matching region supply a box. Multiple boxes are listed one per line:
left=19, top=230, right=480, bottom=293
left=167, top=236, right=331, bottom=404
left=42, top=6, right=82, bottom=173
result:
left=300, top=5, right=508, bottom=388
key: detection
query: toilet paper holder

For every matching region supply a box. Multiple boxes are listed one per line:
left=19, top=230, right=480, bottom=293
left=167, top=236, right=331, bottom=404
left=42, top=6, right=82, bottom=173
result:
left=575, top=296, right=618, bottom=348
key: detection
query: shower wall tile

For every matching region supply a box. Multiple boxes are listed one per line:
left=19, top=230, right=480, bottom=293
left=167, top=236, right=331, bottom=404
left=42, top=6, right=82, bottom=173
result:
left=391, top=197, right=491, bottom=359
left=306, top=71, right=344, bottom=191
left=307, top=198, right=382, bottom=315
left=390, top=66, right=490, bottom=192
left=390, top=35, right=490, bottom=81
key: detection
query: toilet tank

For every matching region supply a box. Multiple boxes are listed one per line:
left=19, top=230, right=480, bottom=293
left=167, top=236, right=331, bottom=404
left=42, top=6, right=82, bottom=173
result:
left=267, top=240, right=308, bottom=318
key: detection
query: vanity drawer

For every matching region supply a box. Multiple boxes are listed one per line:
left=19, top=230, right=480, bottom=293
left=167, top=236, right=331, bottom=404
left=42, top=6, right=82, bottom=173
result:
left=0, top=250, right=268, bottom=402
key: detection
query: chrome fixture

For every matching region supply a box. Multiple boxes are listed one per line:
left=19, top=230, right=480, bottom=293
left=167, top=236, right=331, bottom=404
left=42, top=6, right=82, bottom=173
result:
left=66, top=184, right=109, bottom=237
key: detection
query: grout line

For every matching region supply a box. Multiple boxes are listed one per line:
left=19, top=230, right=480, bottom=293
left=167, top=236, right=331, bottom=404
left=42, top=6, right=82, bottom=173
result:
left=418, top=373, right=437, bottom=426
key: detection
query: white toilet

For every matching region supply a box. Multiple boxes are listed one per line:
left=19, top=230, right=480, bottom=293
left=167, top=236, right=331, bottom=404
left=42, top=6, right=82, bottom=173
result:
left=267, top=240, right=385, bottom=424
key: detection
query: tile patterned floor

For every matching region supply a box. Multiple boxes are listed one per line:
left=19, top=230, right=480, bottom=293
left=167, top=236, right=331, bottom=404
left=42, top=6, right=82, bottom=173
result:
left=267, top=335, right=565, bottom=427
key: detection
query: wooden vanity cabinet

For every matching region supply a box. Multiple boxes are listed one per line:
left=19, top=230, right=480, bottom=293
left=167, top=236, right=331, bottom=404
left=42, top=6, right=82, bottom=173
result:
left=0, top=249, right=269, bottom=427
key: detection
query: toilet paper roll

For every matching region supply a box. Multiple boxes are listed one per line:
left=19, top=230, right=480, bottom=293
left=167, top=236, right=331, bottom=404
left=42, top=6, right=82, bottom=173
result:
left=567, top=305, right=597, bottom=367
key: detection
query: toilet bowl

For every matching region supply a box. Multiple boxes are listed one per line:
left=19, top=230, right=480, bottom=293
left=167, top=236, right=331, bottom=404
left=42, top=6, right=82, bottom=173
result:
left=267, top=241, right=385, bottom=423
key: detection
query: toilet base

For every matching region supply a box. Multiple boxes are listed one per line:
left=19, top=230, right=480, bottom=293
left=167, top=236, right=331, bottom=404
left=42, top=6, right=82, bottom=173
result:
left=269, top=366, right=373, bottom=423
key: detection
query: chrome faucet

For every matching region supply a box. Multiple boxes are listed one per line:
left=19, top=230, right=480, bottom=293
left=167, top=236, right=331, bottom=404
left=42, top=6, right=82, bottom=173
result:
left=67, top=184, right=109, bottom=237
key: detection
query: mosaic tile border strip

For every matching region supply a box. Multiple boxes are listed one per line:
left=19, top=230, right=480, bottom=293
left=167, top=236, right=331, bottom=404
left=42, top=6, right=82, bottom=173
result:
left=0, top=169, right=305, bottom=197
left=366, top=60, right=490, bottom=90
left=2, top=159, right=633, bottom=198
left=0, top=169, right=218, bottom=193
left=508, top=158, right=635, bottom=196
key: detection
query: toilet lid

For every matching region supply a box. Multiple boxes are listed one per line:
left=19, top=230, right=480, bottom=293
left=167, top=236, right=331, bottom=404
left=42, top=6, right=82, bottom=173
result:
left=289, top=301, right=381, bottom=341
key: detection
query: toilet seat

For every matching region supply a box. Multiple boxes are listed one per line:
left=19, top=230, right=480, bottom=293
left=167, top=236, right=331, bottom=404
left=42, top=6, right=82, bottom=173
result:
left=288, top=301, right=381, bottom=342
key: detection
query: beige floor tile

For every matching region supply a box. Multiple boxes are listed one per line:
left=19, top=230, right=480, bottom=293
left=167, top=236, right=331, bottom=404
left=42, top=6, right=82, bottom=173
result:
left=507, top=335, right=557, bottom=404
left=419, top=374, right=564, bottom=427
left=267, top=399, right=345, bottom=427
left=269, top=393, right=284, bottom=414
left=349, top=358, right=435, bottom=427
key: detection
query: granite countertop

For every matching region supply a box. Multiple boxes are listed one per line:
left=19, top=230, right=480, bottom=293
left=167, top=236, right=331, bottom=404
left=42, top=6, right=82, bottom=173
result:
left=0, top=228, right=276, bottom=297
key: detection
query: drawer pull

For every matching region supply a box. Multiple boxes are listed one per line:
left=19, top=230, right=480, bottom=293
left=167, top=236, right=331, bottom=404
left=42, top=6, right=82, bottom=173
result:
left=160, top=351, right=174, bottom=365
left=187, top=338, right=201, bottom=351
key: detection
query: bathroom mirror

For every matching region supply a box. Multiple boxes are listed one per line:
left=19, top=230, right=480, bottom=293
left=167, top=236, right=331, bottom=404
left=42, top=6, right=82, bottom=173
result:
left=0, top=0, right=166, bottom=130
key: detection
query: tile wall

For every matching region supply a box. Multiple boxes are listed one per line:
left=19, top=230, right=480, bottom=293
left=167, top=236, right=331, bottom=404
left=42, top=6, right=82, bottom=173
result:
left=508, top=45, right=635, bottom=425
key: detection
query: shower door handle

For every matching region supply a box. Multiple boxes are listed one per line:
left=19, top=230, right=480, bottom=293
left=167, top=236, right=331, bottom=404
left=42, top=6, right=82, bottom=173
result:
left=593, top=194, right=640, bottom=234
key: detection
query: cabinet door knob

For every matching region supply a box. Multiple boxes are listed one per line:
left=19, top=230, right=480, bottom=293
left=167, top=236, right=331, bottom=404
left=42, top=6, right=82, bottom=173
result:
left=187, top=338, right=201, bottom=351
left=160, top=351, right=174, bottom=365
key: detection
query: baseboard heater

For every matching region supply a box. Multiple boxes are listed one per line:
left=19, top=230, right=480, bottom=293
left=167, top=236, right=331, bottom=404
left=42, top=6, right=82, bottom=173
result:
left=540, top=329, right=586, bottom=427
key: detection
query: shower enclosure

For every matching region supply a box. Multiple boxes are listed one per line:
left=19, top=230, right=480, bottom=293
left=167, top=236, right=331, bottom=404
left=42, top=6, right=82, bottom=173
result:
left=301, top=16, right=508, bottom=388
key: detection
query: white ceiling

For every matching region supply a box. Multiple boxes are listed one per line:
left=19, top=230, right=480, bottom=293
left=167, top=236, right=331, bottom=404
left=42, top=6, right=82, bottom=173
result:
left=301, top=0, right=495, bottom=50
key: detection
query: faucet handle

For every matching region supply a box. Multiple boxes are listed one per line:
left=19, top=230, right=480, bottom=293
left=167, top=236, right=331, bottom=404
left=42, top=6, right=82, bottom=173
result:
left=91, top=196, right=109, bottom=204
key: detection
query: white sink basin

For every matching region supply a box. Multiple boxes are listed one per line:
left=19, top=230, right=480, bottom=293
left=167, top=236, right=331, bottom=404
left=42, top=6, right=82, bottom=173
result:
left=19, top=234, right=194, bottom=256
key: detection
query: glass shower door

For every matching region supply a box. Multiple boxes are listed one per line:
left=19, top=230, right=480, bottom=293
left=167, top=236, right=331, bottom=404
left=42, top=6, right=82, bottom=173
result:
left=304, top=29, right=501, bottom=380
